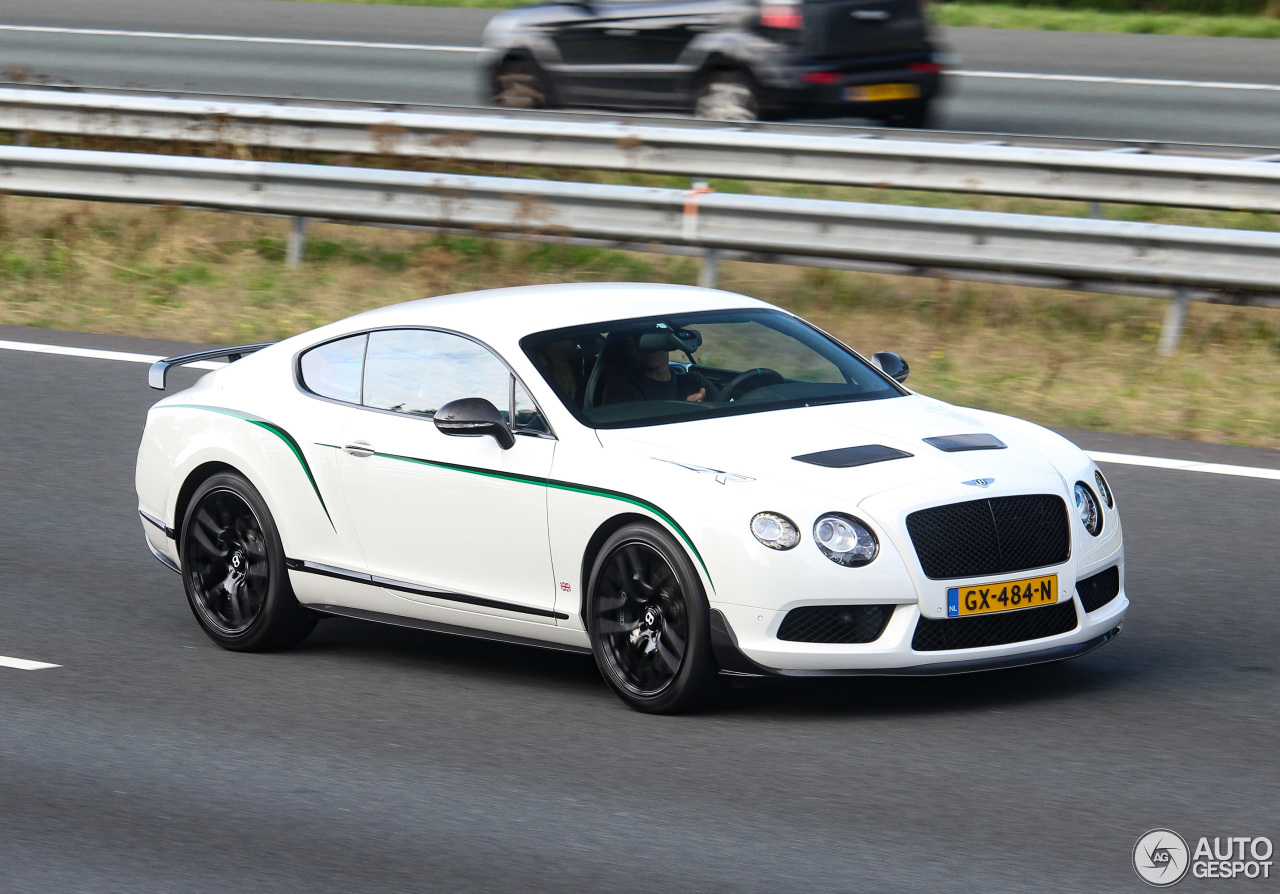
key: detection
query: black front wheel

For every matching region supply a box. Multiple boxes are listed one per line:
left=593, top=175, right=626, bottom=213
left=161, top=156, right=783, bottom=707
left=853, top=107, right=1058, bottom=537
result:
left=180, top=472, right=316, bottom=651
left=586, top=523, right=719, bottom=713
left=492, top=59, right=552, bottom=109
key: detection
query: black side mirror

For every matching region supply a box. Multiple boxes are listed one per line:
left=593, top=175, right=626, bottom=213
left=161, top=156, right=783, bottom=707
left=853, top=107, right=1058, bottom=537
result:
left=872, top=351, right=910, bottom=384
left=434, top=398, right=516, bottom=450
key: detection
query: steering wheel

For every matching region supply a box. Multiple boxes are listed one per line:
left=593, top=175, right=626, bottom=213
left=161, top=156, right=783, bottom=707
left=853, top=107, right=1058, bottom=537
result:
left=718, top=367, right=785, bottom=402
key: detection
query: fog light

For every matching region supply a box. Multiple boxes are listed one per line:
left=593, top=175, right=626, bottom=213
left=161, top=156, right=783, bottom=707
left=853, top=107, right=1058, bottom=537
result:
left=813, top=513, right=878, bottom=566
left=751, top=512, right=800, bottom=550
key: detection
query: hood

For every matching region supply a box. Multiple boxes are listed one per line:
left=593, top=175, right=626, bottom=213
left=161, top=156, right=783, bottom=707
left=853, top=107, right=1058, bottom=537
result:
left=594, top=394, right=1073, bottom=505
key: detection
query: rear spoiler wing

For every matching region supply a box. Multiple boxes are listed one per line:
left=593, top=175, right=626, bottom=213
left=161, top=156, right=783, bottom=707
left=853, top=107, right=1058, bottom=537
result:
left=148, top=343, right=274, bottom=391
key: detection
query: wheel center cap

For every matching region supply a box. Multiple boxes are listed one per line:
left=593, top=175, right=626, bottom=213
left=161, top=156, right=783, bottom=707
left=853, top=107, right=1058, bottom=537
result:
left=643, top=606, right=661, bottom=628
left=231, top=552, right=244, bottom=570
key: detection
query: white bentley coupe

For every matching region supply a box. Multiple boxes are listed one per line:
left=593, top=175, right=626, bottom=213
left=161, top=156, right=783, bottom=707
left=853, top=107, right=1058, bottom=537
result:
left=137, top=283, right=1127, bottom=712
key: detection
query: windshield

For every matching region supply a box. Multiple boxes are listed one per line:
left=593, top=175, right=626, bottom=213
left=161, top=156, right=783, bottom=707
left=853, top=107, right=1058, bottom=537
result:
left=520, top=308, right=903, bottom=429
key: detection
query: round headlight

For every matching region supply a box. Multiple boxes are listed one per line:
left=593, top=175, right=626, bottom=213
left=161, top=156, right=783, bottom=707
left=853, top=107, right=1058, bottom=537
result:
left=1094, top=470, right=1114, bottom=509
left=1074, top=482, right=1102, bottom=536
left=750, top=512, right=800, bottom=550
left=813, top=513, right=878, bottom=566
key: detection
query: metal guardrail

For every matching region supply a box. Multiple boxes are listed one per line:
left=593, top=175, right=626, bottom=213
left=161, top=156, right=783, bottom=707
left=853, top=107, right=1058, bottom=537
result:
left=4, top=143, right=1279, bottom=356
left=4, top=88, right=1280, bottom=213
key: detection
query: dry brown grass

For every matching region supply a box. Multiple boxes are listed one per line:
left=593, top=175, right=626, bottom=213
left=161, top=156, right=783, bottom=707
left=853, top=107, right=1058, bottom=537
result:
left=2, top=196, right=1278, bottom=447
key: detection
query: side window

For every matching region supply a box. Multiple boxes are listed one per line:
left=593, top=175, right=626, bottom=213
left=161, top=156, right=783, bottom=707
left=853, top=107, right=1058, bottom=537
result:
left=514, top=381, right=550, bottom=435
left=299, top=334, right=367, bottom=403
left=363, top=329, right=513, bottom=420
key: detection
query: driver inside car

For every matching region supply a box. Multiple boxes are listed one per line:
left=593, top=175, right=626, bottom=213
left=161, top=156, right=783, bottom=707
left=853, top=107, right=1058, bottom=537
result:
left=602, top=328, right=717, bottom=405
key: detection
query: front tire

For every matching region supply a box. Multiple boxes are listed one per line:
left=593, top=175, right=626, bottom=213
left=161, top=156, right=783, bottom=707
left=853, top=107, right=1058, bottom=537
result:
left=492, top=58, right=552, bottom=109
left=586, top=523, right=719, bottom=713
left=180, top=472, right=316, bottom=652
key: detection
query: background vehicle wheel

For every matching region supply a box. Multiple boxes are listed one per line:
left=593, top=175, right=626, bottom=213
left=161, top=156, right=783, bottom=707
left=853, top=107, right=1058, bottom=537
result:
left=492, top=59, right=551, bottom=109
left=695, top=71, right=760, bottom=122
left=886, top=101, right=931, bottom=129
left=586, top=523, right=720, bottom=713
left=180, top=472, right=316, bottom=652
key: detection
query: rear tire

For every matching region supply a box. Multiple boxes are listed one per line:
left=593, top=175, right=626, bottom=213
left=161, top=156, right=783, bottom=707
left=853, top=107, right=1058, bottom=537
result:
left=694, top=71, right=761, bottom=122
left=180, top=472, right=316, bottom=652
left=586, top=523, right=720, bottom=713
left=492, top=58, right=552, bottom=109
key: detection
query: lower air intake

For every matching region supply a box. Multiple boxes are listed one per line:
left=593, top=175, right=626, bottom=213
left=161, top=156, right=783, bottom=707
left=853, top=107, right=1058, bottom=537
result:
left=1077, top=566, right=1120, bottom=613
left=777, top=604, right=894, bottom=644
left=911, top=599, right=1079, bottom=651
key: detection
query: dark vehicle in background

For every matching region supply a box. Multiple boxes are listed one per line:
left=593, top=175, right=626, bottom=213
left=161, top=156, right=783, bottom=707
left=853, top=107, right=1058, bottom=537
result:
left=482, top=0, right=943, bottom=124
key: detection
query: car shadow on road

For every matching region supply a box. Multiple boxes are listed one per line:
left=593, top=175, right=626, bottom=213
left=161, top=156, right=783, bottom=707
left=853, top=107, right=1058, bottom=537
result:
left=293, top=615, right=1179, bottom=718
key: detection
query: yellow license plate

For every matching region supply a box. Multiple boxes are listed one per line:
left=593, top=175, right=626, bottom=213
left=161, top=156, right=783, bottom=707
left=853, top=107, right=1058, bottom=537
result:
left=845, top=83, right=921, bottom=102
left=947, top=574, right=1058, bottom=618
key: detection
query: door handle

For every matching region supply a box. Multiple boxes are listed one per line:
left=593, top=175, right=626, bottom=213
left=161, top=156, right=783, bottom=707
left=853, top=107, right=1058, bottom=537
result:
left=605, top=28, right=637, bottom=35
left=342, top=441, right=375, bottom=458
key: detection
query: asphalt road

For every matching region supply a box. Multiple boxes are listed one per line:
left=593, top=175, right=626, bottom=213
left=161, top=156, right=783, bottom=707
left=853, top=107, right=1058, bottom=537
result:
left=1, top=324, right=1278, bottom=892
left=2, top=0, right=1280, bottom=145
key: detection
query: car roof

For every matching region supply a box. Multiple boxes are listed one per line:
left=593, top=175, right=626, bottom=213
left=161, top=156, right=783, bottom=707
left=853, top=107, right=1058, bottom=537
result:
left=334, top=283, right=776, bottom=344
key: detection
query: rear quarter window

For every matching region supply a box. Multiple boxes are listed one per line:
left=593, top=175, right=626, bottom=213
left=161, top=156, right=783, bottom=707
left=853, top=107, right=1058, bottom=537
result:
left=299, top=334, right=367, bottom=404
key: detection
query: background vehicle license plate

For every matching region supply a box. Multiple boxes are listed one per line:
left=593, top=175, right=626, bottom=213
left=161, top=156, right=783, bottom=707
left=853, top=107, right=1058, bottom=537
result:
left=845, top=83, right=921, bottom=102
left=947, top=574, right=1058, bottom=617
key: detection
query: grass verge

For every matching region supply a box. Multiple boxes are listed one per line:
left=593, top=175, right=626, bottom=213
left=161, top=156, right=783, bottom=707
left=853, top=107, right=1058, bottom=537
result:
left=3, top=196, right=1278, bottom=448
left=273, top=0, right=1280, bottom=38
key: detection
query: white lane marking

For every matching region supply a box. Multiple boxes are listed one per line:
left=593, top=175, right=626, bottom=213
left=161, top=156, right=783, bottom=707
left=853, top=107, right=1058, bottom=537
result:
left=1089, top=450, right=1280, bottom=481
left=0, top=23, right=487, bottom=53
left=2, top=339, right=1278, bottom=481
left=0, top=339, right=222, bottom=370
left=956, top=70, right=1280, bottom=93
left=0, top=655, right=60, bottom=670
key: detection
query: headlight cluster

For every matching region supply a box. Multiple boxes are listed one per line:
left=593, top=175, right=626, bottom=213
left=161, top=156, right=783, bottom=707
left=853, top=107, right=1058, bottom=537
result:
left=1073, top=481, right=1103, bottom=537
left=750, top=510, right=878, bottom=566
left=750, top=512, right=800, bottom=550
left=1094, top=470, right=1114, bottom=509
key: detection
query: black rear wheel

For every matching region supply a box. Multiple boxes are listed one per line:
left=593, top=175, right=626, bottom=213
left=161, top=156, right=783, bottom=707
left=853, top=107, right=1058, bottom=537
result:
left=694, top=71, right=761, bottom=122
left=181, top=472, right=316, bottom=651
left=587, top=523, right=719, bottom=713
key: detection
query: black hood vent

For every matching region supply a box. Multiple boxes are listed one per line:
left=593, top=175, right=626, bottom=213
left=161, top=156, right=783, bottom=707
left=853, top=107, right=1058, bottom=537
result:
left=924, top=433, right=1007, bottom=452
left=793, top=444, right=913, bottom=468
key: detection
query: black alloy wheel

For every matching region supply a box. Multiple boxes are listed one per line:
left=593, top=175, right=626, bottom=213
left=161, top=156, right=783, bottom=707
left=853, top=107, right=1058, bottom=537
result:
left=493, top=59, right=551, bottom=109
left=586, top=523, right=719, bottom=713
left=181, top=472, right=316, bottom=651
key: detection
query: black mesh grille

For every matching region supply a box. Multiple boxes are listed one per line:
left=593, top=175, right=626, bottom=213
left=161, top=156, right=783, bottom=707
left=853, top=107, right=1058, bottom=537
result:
left=911, top=599, right=1079, bottom=651
left=906, top=494, right=1070, bottom=579
left=1077, top=566, right=1120, bottom=613
left=777, top=605, right=894, bottom=644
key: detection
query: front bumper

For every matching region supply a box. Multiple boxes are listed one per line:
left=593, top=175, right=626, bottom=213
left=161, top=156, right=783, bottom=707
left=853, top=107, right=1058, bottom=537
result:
left=711, top=584, right=1128, bottom=677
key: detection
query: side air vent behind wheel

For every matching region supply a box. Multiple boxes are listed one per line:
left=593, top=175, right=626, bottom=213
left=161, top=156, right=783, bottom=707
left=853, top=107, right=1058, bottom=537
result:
left=777, top=605, right=894, bottom=644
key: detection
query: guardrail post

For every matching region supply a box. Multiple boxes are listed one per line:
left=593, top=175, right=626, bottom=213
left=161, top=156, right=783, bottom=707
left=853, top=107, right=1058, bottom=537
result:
left=1157, top=286, right=1190, bottom=356
left=286, top=216, right=308, bottom=269
left=699, top=248, right=720, bottom=289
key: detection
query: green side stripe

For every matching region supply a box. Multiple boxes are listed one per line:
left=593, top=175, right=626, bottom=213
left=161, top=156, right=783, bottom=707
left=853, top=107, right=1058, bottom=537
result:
left=170, top=405, right=334, bottom=530
left=318, top=443, right=713, bottom=590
